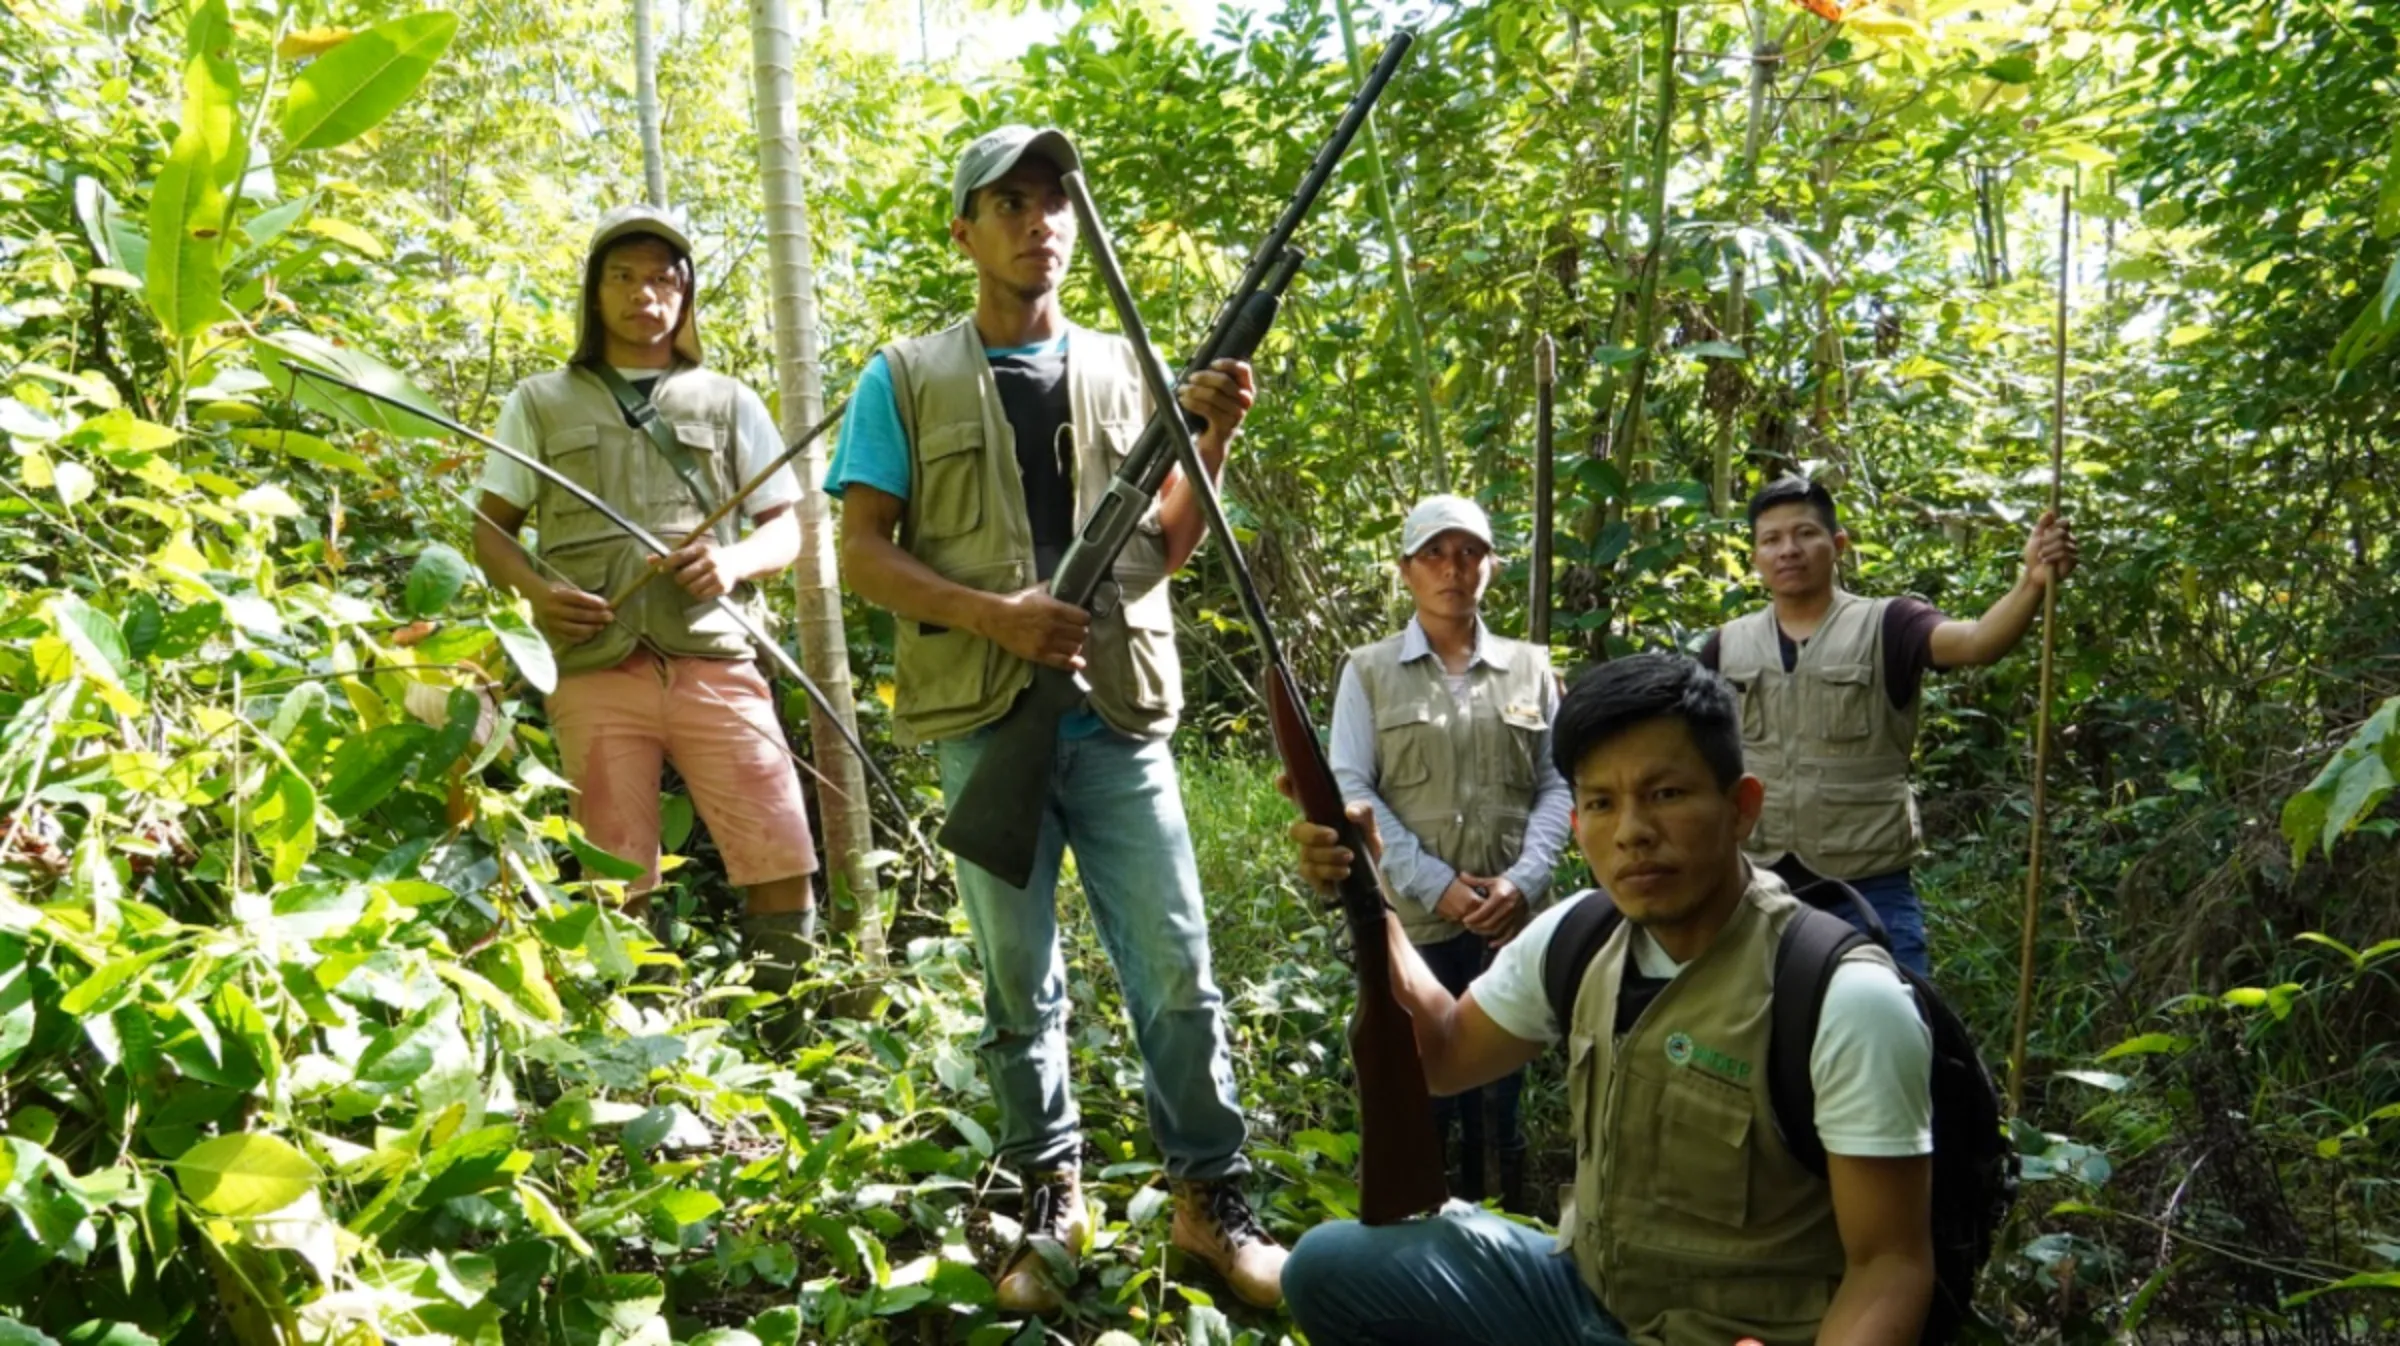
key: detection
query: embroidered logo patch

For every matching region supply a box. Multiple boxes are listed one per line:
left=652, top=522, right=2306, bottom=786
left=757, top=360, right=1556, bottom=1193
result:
left=1664, top=1032, right=1753, bottom=1081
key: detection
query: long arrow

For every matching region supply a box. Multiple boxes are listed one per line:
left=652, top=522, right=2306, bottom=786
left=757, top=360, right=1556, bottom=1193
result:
left=287, top=364, right=924, bottom=858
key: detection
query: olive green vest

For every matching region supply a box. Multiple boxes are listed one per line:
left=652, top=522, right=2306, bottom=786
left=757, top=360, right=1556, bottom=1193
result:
left=1718, top=590, right=1922, bottom=879
left=515, top=365, right=755, bottom=676
left=1561, top=874, right=1895, bottom=1345
left=1347, top=627, right=1553, bottom=945
left=879, top=319, right=1179, bottom=748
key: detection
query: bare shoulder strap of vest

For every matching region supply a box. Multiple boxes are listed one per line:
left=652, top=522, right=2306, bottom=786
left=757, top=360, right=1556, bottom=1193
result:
left=1541, top=889, right=1623, bottom=1033
left=585, top=363, right=732, bottom=546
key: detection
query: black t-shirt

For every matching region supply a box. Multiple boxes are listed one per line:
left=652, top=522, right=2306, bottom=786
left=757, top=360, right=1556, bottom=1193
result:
left=989, top=343, right=1075, bottom=580
left=1698, top=597, right=1949, bottom=709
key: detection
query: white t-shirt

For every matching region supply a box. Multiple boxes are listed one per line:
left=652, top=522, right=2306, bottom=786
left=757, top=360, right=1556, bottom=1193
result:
left=1473, top=891, right=1933, bottom=1158
left=477, top=371, right=802, bottom=519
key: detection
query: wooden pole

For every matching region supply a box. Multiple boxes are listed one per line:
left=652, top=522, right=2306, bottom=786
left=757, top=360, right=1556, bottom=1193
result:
left=1531, top=333, right=1555, bottom=647
left=2008, top=185, right=2073, bottom=1115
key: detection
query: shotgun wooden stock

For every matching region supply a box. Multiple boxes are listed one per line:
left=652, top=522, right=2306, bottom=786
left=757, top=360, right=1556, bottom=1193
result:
left=1267, top=665, right=1447, bottom=1225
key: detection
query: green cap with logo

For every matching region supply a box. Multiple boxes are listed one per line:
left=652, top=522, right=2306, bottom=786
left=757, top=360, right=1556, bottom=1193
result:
left=949, top=125, right=1083, bottom=219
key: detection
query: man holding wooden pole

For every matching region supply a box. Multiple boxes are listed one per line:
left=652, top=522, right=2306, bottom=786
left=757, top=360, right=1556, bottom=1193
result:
left=1700, top=477, right=2077, bottom=975
left=469, top=206, right=821, bottom=989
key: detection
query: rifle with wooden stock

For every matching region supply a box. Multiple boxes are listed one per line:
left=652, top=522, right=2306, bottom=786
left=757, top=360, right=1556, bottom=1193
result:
left=934, top=31, right=1415, bottom=893
left=1058, top=153, right=1446, bottom=1225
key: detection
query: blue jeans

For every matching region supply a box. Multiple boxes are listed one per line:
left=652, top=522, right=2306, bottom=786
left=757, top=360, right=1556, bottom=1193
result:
left=1770, top=859, right=1929, bottom=977
left=935, top=727, right=1248, bottom=1180
left=1846, top=868, right=1928, bottom=977
left=1284, top=1206, right=1630, bottom=1346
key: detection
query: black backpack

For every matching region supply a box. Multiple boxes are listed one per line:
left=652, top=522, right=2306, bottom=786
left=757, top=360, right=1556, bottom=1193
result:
left=1540, top=880, right=2017, bottom=1345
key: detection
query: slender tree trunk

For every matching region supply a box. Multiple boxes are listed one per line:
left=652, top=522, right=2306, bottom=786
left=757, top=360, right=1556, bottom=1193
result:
left=1714, top=5, right=1772, bottom=519
left=750, top=0, right=883, bottom=959
left=1607, top=2, right=1682, bottom=524
left=634, top=0, right=668, bottom=207
left=1333, top=0, right=1446, bottom=493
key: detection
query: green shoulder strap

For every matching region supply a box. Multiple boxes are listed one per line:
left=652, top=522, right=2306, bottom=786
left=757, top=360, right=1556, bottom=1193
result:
left=587, top=363, right=736, bottom=547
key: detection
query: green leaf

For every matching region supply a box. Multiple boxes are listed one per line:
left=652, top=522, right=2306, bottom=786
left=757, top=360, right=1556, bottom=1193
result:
left=419, top=687, right=481, bottom=780
left=1682, top=340, right=1746, bottom=360
left=488, top=608, right=557, bottom=694
left=0, top=1315, right=62, bottom=1345
left=120, top=595, right=164, bottom=660
left=46, top=597, right=129, bottom=686
left=277, top=12, right=460, bottom=151
left=354, top=998, right=458, bottom=1093
left=2097, top=1032, right=2191, bottom=1060
left=0, top=938, right=34, bottom=1073
left=251, top=329, right=450, bottom=439
left=229, top=427, right=377, bottom=479
left=2378, top=117, right=2400, bottom=241
left=144, top=0, right=242, bottom=341
left=1982, top=55, right=2037, bottom=84
left=76, top=177, right=147, bottom=281
left=321, top=723, right=432, bottom=818
left=406, top=545, right=472, bottom=618
left=655, top=1190, right=722, bottom=1226
left=171, top=1133, right=320, bottom=1217
left=566, top=827, right=647, bottom=883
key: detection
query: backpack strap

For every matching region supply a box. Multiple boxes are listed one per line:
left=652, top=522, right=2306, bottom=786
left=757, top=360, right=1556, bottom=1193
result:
left=1767, top=904, right=1871, bottom=1180
left=1541, top=890, right=1622, bottom=1036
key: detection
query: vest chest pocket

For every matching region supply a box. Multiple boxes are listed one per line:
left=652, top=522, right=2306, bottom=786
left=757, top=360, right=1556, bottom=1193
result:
left=537, top=425, right=609, bottom=544
left=1726, top=674, right=1768, bottom=746
left=650, top=420, right=727, bottom=516
left=1373, top=701, right=1438, bottom=790
left=1498, top=702, right=1547, bottom=791
left=1644, top=1070, right=1753, bottom=1229
left=913, top=421, right=986, bottom=542
left=1807, top=662, right=1877, bottom=743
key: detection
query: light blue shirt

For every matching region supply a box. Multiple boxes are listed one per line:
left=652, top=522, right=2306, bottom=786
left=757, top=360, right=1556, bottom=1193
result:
left=1328, top=617, right=1574, bottom=915
left=826, top=340, right=1104, bottom=739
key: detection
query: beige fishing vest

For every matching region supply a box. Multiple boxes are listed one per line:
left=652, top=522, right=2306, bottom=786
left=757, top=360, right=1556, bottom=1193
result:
left=1347, top=629, right=1553, bottom=945
left=515, top=365, right=755, bottom=677
left=1562, top=876, right=1894, bottom=1345
left=880, top=320, right=1179, bottom=747
left=1717, top=590, right=1922, bottom=879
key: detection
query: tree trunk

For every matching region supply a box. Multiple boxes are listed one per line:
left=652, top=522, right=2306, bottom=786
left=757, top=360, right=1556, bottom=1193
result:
left=1606, top=2, right=1682, bottom=522
left=1333, top=0, right=1446, bottom=494
left=749, top=0, right=883, bottom=960
left=634, top=0, right=668, bottom=207
left=1714, top=5, right=1773, bottom=519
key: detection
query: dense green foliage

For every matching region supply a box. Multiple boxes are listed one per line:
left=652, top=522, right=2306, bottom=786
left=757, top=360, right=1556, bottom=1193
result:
left=0, top=0, right=2395, bottom=1341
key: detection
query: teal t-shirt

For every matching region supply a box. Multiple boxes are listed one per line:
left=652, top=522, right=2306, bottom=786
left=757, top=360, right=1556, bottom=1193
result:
left=829, top=340, right=1105, bottom=739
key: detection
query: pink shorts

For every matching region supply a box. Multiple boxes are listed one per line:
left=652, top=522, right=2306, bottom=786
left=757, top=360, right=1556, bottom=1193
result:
left=547, top=649, right=819, bottom=890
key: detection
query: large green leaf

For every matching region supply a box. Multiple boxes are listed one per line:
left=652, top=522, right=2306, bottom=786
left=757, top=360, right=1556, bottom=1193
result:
left=321, top=723, right=432, bottom=818
left=171, top=1133, right=320, bottom=1217
left=229, top=427, right=378, bottom=479
left=406, top=544, right=472, bottom=618
left=143, top=0, right=242, bottom=340
left=251, top=329, right=450, bottom=439
left=488, top=608, right=557, bottom=694
left=277, top=12, right=460, bottom=151
left=74, top=177, right=149, bottom=281
left=0, top=938, right=33, bottom=1073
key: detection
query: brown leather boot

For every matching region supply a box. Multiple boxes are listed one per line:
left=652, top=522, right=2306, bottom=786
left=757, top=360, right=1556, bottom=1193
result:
left=994, top=1168, right=1091, bottom=1316
left=1169, top=1179, right=1287, bottom=1310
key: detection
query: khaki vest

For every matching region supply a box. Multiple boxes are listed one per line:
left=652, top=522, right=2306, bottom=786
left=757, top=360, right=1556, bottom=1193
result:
left=880, top=320, right=1179, bottom=747
left=1347, top=629, right=1553, bottom=945
left=1562, top=875, right=1895, bottom=1345
left=515, top=366, right=756, bottom=676
left=1717, top=591, right=1922, bottom=879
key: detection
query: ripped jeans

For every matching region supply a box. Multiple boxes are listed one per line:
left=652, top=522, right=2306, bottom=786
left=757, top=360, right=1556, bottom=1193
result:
left=935, top=726, right=1250, bottom=1180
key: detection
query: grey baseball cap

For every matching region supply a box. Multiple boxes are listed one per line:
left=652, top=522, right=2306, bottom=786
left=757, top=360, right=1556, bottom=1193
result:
left=1400, top=494, right=1497, bottom=557
left=950, top=125, right=1082, bottom=219
left=588, top=203, right=695, bottom=261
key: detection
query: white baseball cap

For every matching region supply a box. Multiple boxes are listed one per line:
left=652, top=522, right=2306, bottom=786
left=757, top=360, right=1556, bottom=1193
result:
left=1400, top=494, right=1496, bottom=557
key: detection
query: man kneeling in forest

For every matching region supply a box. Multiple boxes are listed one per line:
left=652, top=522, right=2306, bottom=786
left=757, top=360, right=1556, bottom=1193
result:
left=1284, top=654, right=1936, bottom=1346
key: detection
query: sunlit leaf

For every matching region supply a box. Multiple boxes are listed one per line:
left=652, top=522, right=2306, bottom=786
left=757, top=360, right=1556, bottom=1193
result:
left=278, top=11, right=461, bottom=151
left=171, top=1133, right=321, bottom=1217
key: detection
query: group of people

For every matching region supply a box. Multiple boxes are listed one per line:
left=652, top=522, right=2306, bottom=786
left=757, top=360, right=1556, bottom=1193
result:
left=469, top=120, right=2076, bottom=1342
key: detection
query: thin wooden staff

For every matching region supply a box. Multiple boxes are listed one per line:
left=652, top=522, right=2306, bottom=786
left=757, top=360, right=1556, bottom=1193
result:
left=2009, top=185, right=2073, bottom=1115
left=608, top=396, right=850, bottom=608
left=1531, top=333, right=1556, bottom=647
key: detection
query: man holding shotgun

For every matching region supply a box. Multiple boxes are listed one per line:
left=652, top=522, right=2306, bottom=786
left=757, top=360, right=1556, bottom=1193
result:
left=470, top=206, right=821, bottom=990
left=826, top=126, right=1285, bottom=1314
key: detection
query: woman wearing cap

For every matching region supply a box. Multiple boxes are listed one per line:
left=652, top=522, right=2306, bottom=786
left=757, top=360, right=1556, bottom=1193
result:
left=1328, top=494, right=1573, bottom=1213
